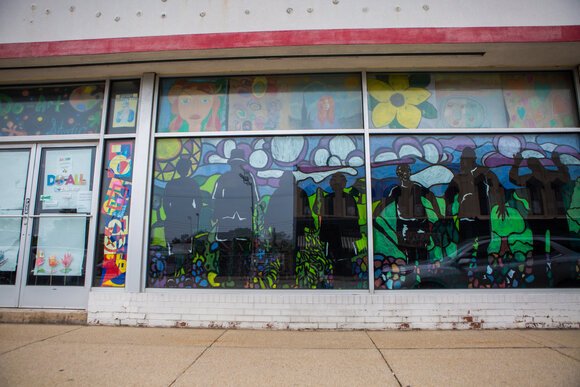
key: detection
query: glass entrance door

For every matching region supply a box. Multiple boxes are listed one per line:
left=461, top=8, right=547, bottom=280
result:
left=0, top=143, right=97, bottom=308
left=0, top=147, right=35, bottom=307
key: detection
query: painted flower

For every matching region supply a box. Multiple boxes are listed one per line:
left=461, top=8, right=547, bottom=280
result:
left=62, top=253, right=73, bottom=271
left=35, top=250, right=45, bottom=268
left=48, top=255, right=58, bottom=268
left=368, top=75, right=434, bottom=129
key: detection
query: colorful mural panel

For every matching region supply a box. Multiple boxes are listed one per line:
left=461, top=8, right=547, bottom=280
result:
left=502, top=72, right=579, bottom=128
left=367, top=72, right=579, bottom=129
left=367, top=73, right=437, bottom=129
left=0, top=84, right=105, bottom=136
left=284, top=74, right=363, bottom=129
left=157, top=74, right=363, bottom=132
left=94, top=141, right=134, bottom=287
left=371, top=134, right=580, bottom=289
left=157, top=78, right=227, bottom=132
left=148, top=135, right=368, bottom=289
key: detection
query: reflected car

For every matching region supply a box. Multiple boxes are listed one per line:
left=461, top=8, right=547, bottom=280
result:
left=414, top=236, right=579, bottom=289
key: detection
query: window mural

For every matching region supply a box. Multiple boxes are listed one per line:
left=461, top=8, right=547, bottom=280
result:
left=367, top=72, right=578, bottom=129
left=156, top=74, right=363, bottom=132
left=148, top=135, right=368, bottom=289
left=228, top=74, right=362, bottom=130
left=94, top=140, right=134, bottom=287
left=371, top=134, right=580, bottom=289
left=157, top=78, right=227, bottom=132
left=0, top=83, right=105, bottom=136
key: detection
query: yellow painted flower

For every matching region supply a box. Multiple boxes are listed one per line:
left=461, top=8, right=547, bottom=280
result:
left=368, top=75, right=431, bottom=128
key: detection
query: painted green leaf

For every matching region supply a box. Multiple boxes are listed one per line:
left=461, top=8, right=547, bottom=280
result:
left=512, top=191, right=530, bottom=211
left=488, top=232, right=502, bottom=254
left=508, top=227, right=533, bottom=255
left=490, top=205, right=525, bottom=237
left=436, top=197, right=446, bottom=216
left=389, top=118, right=405, bottom=129
left=424, top=207, right=439, bottom=224
left=451, top=194, right=460, bottom=216
left=419, top=101, right=438, bottom=119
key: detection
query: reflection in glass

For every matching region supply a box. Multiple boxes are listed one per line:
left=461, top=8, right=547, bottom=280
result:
left=26, top=217, right=88, bottom=286
left=371, top=134, right=580, bottom=289
left=148, top=136, right=368, bottom=289
left=0, top=150, right=30, bottom=215
left=0, top=150, right=29, bottom=284
left=0, top=217, right=23, bottom=284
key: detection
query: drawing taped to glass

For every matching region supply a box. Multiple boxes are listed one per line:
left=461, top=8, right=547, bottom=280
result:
left=147, top=135, right=368, bottom=289
left=371, top=134, right=580, bottom=289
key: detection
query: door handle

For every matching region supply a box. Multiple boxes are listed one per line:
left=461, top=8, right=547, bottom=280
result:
left=23, top=198, right=30, bottom=215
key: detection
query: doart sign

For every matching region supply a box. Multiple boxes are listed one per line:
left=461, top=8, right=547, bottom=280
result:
left=41, top=150, right=92, bottom=212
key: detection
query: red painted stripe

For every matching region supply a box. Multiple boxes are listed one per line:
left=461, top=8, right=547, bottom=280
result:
left=1, top=26, right=579, bottom=59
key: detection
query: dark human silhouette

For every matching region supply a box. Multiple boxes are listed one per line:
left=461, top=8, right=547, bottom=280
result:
left=212, top=149, right=258, bottom=282
left=163, top=158, right=203, bottom=274
left=445, top=147, right=506, bottom=258
left=319, top=173, right=362, bottom=278
left=262, top=171, right=296, bottom=280
left=387, top=164, right=431, bottom=263
left=509, top=152, right=571, bottom=254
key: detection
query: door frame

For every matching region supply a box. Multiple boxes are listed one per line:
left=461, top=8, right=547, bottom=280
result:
left=13, top=141, right=101, bottom=309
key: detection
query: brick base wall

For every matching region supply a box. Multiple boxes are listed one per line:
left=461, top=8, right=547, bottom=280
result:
left=87, top=290, right=580, bottom=330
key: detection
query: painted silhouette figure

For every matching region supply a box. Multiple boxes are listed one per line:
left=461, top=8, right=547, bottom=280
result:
left=163, top=158, right=203, bottom=273
left=319, top=173, right=361, bottom=278
left=509, top=152, right=571, bottom=253
left=388, top=164, right=431, bottom=262
left=212, top=149, right=258, bottom=282
left=264, top=171, right=296, bottom=244
left=445, top=147, right=506, bottom=258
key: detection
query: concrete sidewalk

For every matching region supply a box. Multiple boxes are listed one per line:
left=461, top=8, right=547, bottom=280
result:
left=0, top=324, right=578, bottom=386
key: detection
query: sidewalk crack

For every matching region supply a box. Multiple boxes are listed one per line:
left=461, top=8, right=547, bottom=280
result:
left=366, top=331, right=403, bottom=387
left=168, top=329, right=228, bottom=387
left=510, top=331, right=580, bottom=363
left=0, top=325, right=84, bottom=356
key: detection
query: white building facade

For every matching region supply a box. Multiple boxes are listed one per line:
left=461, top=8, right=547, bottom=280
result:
left=0, top=0, right=579, bottom=329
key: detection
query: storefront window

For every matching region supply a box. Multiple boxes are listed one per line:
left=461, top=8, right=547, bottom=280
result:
left=0, top=83, right=105, bottom=136
left=106, top=80, right=140, bottom=134
left=147, top=135, right=368, bottom=289
left=93, top=140, right=135, bottom=287
left=371, top=134, right=580, bottom=289
left=367, top=72, right=579, bottom=129
left=156, top=74, right=363, bottom=132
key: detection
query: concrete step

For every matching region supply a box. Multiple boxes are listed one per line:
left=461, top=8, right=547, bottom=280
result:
left=0, top=308, right=87, bottom=325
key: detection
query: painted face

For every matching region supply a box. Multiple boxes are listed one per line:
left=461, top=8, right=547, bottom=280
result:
left=443, top=97, right=484, bottom=128
left=177, top=88, right=213, bottom=129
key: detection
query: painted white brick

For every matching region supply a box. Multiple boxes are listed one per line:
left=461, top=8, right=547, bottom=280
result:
left=88, top=290, right=580, bottom=330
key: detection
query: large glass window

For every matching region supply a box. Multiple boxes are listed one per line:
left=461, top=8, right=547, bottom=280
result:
left=0, top=83, right=105, bottom=136
left=156, top=74, right=363, bottom=132
left=147, top=135, right=368, bottom=289
left=147, top=70, right=579, bottom=291
left=371, top=134, right=580, bottom=289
